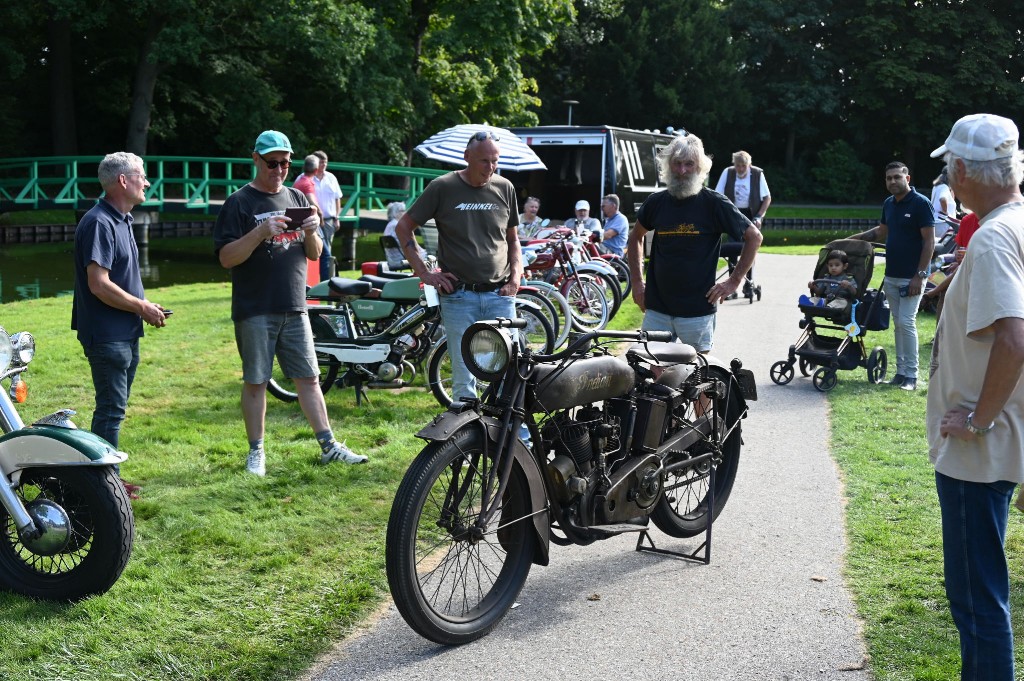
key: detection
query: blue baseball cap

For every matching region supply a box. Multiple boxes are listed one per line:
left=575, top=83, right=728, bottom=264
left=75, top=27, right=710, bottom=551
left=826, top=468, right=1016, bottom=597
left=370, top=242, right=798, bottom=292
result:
left=253, top=130, right=293, bottom=155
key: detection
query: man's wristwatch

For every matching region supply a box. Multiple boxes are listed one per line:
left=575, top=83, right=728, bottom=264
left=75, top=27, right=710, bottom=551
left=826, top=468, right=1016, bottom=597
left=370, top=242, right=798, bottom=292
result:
left=916, top=270, right=929, bottom=279
left=965, top=411, right=995, bottom=436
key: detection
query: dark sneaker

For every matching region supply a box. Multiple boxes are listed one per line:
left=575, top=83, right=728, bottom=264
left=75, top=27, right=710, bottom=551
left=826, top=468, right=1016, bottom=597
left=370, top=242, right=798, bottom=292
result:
left=888, top=374, right=907, bottom=387
left=899, top=378, right=917, bottom=391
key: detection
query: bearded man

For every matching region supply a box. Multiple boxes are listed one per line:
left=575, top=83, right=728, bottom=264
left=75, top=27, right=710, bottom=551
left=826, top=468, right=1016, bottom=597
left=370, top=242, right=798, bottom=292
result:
left=626, top=134, right=762, bottom=352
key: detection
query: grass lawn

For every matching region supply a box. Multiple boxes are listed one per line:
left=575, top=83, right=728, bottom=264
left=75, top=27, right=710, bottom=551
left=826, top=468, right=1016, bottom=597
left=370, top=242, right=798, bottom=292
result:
left=1, top=250, right=1020, bottom=680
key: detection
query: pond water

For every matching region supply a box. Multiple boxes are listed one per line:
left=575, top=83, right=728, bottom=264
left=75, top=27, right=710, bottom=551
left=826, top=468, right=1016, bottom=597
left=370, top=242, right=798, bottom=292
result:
left=0, top=239, right=228, bottom=304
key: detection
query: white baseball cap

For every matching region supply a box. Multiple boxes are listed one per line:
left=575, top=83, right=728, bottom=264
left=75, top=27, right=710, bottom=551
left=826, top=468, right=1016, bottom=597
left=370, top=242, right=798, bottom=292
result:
left=575, top=200, right=590, bottom=211
left=930, top=113, right=1019, bottom=161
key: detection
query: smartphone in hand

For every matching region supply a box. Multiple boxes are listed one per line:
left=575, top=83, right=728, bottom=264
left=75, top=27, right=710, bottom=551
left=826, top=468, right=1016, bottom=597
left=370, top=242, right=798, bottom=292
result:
left=284, top=206, right=314, bottom=229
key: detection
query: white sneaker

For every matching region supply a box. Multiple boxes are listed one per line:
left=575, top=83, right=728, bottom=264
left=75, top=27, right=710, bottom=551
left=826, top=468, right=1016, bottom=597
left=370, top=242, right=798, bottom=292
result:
left=320, top=441, right=368, bottom=465
left=246, top=448, right=266, bottom=476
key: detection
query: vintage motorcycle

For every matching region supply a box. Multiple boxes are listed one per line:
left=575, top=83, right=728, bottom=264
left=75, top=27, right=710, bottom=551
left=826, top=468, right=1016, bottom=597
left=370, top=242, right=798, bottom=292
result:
left=0, top=325, right=134, bottom=600
left=268, top=276, right=555, bottom=404
left=385, top=318, right=757, bottom=644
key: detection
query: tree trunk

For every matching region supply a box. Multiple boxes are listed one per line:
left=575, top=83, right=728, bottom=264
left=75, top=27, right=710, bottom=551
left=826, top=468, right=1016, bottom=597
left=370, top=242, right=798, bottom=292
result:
left=785, top=125, right=796, bottom=170
left=124, top=19, right=163, bottom=155
left=47, top=18, right=77, bottom=155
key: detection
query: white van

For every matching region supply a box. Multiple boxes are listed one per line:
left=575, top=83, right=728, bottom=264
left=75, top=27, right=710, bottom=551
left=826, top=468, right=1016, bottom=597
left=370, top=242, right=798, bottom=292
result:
left=504, top=125, right=683, bottom=223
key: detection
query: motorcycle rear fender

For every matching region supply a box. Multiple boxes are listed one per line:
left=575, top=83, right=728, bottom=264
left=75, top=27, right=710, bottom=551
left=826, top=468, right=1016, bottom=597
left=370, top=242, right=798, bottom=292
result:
left=417, top=410, right=550, bottom=566
left=0, top=425, right=126, bottom=478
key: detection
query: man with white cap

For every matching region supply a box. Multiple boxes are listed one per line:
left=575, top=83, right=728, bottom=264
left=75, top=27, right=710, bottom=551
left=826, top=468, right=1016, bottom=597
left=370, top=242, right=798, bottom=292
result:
left=564, top=199, right=601, bottom=238
left=927, top=113, right=1024, bottom=681
left=214, top=130, right=367, bottom=475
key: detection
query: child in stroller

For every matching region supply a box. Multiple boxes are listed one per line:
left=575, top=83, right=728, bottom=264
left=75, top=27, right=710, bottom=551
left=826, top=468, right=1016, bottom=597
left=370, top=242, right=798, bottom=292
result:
left=771, top=239, right=890, bottom=392
left=798, top=249, right=858, bottom=310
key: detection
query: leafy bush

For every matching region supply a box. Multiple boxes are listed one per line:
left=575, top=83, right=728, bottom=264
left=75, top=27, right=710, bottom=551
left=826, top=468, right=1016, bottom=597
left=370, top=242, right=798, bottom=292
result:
left=811, top=139, right=871, bottom=203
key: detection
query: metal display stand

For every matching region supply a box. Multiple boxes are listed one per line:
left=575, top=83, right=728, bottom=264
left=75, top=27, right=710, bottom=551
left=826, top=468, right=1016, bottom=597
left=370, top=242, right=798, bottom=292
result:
left=635, top=465, right=715, bottom=565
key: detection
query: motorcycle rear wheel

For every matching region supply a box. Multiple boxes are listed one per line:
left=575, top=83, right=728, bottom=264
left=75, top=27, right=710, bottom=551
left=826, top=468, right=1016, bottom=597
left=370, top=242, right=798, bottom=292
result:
left=0, top=466, right=134, bottom=600
left=386, top=429, right=535, bottom=644
left=650, top=367, right=743, bottom=538
left=267, top=353, right=340, bottom=403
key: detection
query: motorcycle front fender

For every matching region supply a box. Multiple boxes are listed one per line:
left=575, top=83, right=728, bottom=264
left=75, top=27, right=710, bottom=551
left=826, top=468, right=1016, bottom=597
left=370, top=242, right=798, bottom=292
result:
left=417, top=410, right=550, bottom=566
left=577, top=262, right=617, bottom=277
left=0, top=425, right=126, bottom=478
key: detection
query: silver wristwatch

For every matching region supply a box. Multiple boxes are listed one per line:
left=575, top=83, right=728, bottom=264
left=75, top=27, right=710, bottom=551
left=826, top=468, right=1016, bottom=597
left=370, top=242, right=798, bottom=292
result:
left=916, top=270, right=929, bottom=279
left=965, top=411, right=994, bottom=436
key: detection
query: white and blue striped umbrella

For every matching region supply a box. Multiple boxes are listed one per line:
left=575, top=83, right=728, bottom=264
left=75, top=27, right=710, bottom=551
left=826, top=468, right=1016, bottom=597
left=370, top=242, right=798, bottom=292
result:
left=414, top=124, right=547, bottom=171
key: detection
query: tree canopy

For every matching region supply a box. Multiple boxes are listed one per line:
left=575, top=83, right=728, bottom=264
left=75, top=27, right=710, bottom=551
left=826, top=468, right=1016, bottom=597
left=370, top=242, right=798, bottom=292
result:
left=2, top=0, right=1023, bottom=202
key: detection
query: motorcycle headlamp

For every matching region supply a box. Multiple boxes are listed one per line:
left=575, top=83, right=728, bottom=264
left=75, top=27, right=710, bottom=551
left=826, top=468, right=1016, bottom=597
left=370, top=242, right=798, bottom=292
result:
left=0, top=327, right=12, bottom=374
left=10, top=332, right=34, bottom=365
left=462, top=322, right=515, bottom=382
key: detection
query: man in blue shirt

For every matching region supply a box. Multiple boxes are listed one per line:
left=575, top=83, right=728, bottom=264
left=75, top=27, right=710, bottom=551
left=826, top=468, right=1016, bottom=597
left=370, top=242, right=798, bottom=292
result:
left=850, top=161, right=935, bottom=390
left=72, top=152, right=169, bottom=497
left=599, top=194, right=628, bottom=256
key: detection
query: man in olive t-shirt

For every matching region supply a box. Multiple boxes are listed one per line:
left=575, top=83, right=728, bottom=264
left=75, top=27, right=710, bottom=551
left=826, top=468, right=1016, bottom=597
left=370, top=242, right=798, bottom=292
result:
left=396, top=131, right=523, bottom=401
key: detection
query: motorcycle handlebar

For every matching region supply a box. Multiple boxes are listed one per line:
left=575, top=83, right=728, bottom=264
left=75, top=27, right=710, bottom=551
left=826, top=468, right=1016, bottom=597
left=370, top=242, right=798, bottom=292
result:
left=530, top=328, right=673, bottom=363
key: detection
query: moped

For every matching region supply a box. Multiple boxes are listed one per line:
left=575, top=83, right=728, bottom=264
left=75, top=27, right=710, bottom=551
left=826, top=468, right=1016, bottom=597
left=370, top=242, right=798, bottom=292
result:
left=267, top=276, right=555, bottom=405
left=0, top=325, right=134, bottom=600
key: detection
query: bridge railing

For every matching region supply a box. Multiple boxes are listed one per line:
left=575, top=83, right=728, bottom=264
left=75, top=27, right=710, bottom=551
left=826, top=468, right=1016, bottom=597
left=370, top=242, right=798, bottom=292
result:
left=0, top=156, right=446, bottom=219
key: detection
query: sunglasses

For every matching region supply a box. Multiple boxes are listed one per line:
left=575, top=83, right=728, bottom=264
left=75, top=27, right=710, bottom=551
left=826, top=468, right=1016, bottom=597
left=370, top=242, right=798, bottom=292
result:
left=466, top=130, right=499, bottom=147
left=260, top=154, right=291, bottom=170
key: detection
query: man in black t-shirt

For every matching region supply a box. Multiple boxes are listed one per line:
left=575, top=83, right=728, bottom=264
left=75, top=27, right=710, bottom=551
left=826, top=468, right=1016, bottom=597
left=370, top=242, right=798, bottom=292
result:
left=214, top=130, right=367, bottom=475
left=627, top=134, right=762, bottom=352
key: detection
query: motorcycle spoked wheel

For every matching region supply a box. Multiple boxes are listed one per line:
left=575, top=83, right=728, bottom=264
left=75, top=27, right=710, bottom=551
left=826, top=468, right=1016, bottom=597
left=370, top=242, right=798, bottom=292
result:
left=0, top=466, right=134, bottom=600
left=386, top=429, right=535, bottom=645
left=267, top=352, right=340, bottom=403
left=650, top=367, right=743, bottom=538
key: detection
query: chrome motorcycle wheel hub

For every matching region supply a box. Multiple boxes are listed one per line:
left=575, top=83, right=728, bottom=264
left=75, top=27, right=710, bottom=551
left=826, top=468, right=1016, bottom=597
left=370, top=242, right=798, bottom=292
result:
left=21, top=499, right=73, bottom=555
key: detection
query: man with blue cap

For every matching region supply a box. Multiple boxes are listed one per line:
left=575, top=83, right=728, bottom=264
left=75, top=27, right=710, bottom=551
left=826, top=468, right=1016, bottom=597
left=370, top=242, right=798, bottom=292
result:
left=214, top=130, right=367, bottom=475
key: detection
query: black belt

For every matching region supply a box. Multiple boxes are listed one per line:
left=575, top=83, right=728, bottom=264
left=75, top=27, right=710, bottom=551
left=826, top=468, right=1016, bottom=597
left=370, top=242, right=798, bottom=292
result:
left=454, top=281, right=502, bottom=292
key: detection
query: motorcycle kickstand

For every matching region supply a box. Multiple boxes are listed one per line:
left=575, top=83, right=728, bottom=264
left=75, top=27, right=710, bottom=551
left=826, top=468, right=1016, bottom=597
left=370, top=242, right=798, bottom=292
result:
left=635, top=465, right=716, bottom=565
left=350, top=377, right=372, bottom=408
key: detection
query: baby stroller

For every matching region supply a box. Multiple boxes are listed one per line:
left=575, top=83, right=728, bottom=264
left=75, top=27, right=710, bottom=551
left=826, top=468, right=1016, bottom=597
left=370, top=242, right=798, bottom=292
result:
left=770, top=239, right=890, bottom=392
left=719, top=240, right=762, bottom=303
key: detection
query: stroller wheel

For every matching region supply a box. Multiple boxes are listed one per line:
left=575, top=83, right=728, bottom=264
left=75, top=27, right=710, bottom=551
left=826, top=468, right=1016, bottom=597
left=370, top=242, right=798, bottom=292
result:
left=812, top=368, right=838, bottom=392
left=756, top=286, right=762, bottom=301
left=798, top=357, right=813, bottom=377
left=866, top=347, right=888, bottom=384
left=770, top=361, right=795, bottom=385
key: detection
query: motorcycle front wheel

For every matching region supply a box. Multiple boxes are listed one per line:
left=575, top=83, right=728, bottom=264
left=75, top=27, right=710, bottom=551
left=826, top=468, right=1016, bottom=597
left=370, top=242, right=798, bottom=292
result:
left=0, top=466, right=134, bottom=600
left=651, top=367, right=743, bottom=538
left=267, top=352, right=340, bottom=403
left=427, top=339, right=489, bottom=408
left=386, top=429, right=535, bottom=645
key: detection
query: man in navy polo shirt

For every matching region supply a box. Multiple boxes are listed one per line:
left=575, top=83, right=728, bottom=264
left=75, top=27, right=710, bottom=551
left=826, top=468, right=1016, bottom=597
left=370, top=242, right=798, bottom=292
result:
left=850, top=162, right=935, bottom=391
left=72, top=152, right=169, bottom=498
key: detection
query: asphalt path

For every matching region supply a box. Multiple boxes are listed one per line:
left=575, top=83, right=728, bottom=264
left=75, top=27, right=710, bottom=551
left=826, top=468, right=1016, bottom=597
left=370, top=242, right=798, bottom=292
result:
left=303, top=253, right=872, bottom=681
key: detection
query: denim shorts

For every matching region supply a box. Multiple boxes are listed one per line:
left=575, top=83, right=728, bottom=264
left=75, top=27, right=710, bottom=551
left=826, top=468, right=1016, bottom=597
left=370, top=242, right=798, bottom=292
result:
left=641, top=310, right=716, bottom=353
left=234, top=312, right=317, bottom=384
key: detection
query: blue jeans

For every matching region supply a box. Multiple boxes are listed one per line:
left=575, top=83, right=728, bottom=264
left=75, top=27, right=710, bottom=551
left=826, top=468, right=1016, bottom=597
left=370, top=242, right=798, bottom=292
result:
left=438, top=289, right=515, bottom=401
left=83, top=340, right=140, bottom=457
left=936, top=471, right=1016, bottom=681
left=882, top=276, right=923, bottom=379
left=319, top=217, right=337, bottom=282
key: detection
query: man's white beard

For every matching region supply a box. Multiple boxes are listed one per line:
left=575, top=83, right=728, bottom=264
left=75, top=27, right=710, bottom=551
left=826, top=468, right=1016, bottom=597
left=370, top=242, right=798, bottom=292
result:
left=667, top=172, right=704, bottom=199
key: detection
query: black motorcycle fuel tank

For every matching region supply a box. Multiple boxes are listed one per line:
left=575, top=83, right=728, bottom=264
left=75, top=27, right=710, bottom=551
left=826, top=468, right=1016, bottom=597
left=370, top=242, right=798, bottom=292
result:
left=529, top=355, right=635, bottom=412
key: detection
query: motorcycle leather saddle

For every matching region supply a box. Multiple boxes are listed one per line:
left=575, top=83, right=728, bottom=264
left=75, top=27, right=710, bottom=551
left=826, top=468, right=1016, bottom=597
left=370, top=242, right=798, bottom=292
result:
left=625, top=341, right=698, bottom=366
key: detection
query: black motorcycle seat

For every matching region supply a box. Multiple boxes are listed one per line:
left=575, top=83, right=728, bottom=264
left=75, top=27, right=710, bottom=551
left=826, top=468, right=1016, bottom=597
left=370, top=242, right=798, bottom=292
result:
left=360, top=274, right=409, bottom=288
left=327, top=278, right=373, bottom=297
left=626, top=341, right=698, bottom=365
